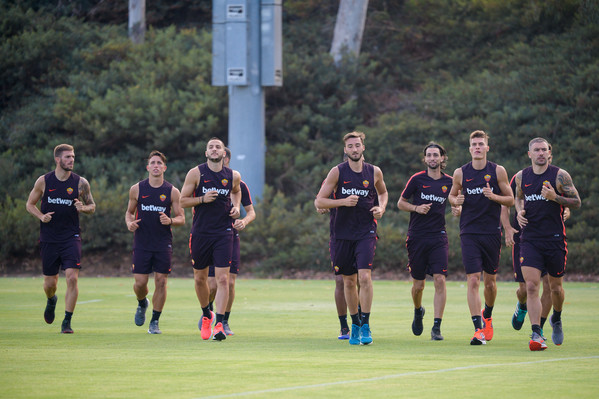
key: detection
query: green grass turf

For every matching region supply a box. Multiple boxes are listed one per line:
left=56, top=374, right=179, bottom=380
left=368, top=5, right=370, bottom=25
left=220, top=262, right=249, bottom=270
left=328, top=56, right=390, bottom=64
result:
left=1, top=277, right=598, bottom=398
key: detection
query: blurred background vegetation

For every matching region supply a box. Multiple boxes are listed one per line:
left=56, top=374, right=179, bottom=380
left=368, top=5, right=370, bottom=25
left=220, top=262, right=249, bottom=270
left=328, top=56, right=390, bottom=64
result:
left=1, top=0, right=598, bottom=277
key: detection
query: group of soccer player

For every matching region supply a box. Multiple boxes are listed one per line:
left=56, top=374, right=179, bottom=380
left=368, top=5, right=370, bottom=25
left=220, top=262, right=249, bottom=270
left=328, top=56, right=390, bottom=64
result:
left=27, top=138, right=254, bottom=341
left=316, top=130, right=581, bottom=351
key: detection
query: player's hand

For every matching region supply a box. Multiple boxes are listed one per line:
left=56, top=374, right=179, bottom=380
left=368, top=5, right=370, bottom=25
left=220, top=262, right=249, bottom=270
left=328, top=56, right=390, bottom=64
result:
left=504, top=226, right=519, bottom=247
left=541, top=181, right=557, bottom=201
left=229, top=206, right=240, bottom=219
left=517, top=210, right=528, bottom=228
left=344, top=195, right=359, bottom=207
left=370, top=206, right=385, bottom=219
left=563, top=207, right=571, bottom=221
left=158, top=212, right=171, bottom=225
left=233, top=219, right=246, bottom=230
left=40, top=211, right=55, bottom=223
left=316, top=208, right=330, bottom=215
left=74, top=198, right=84, bottom=212
left=451, top=206, right=462, bottom=217
left=203, top=190, right=218, bottom=203
left=128, top=218, right=141, bottom=232
left=454, top=189, right=465, bottom=206
left=416, top=203, right=432, bottom=215
left=483, top=183, right=494, bottom=200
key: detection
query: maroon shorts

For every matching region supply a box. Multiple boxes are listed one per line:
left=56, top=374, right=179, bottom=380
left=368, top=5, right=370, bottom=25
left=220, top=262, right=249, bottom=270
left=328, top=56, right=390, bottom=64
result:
left=460, top=233, right=501, bottom=275
left=40, top=240, right=81, bottom=276
left=132, top=248, right=172, bottom=275
left=520, top=239, right=567, bottom=278
left=333, top=237, right=376, bottom=276
left=190, top=233, right=233, bottom=271
left=406, top=234, right=449, bottom=280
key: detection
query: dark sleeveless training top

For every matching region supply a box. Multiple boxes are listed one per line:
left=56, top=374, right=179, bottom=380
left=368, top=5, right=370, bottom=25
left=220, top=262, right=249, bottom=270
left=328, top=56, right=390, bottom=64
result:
left=401, top=170, right=453, bottom=237
left=134, top=178, right=173, bottom=251
left=333, top=161, right=377, bottom=240
left=459, top=161, right=502, bottom=235
left=40, top=171, right=80, bottom=243
left=191, top=163, right=234, bottom=236
left=520, top=164, right=565, bottom=241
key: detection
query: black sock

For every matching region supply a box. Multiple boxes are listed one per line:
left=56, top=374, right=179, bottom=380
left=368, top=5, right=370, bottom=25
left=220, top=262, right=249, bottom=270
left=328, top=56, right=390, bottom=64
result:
left=202, top=305, right=212, bottom=319
left=339, top=315, right=349, bottom=330
left=519, top=302, right=527, bottom=311
left=64, top=311, right=73, bottom=321
left=433, top=318, right=442, bottom=331
left=415, top=306, right=424, bottom=315
left=350, top=313, right=360, bottom=326
left=552, top=310, right=562, bottom=323
left=358, top=304, right=362, bottom=319
left=540, top=317, right=547, bottom=329
left=216, top=313, right=224, bottom=324
left=224, top=311, right=230, bottom=322
left=360, top=312, right=370, bottom=326
left=483, top=304, right=493, bottom=319
left=209, top=301, right=213, bottom=312
left=138, top=298, right=147, bottom=307
left=532, top=324, right=543, bottom=335
left=47, top=295, right=57, bottom=305
left=472, top=315, right=482, bottom=330
left=151, top=310, right=161, bottom=322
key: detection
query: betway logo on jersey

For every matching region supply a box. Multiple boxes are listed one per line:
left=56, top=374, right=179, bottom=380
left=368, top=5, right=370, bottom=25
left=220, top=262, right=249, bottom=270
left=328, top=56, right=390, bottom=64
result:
left=421, top=192, right=446, bottom=204
left=203, top=187, right=230, bottom=196
left=466, top=186, right=493, bottom=195
left=342, top=187, right=369, bottom=197
left=47, top=197, right=73, bottom=206
left=525, top=193, right=549, bottom=202
left=141, top=204, right=167, bottom=212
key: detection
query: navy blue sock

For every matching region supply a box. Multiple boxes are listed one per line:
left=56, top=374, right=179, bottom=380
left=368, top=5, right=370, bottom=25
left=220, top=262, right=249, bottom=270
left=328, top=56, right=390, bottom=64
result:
left=532, top=324, right=543, bottom=335
left=540, top=317, right=547, bottom=329
left=552, top=310, right=562, bottom=323
left=151, top=310, right=161, bottom=322
left=138, top=298, right=147, bottom=307
left=483, top=304, right=493, bottom=319
left=202, top=305, right=212, bottom=319
left=64, top=311, right=73, bottom=321
left=216, top=313, right=224, bottom=324
left=339, top=315, right=349, bottom=330
left=224, top=311, right=231, bottom=321
left=433, top=318, right=442, bottom=331
left=360, top=312, right=370, bottom=326
left=472, top=315, right=482, bottom=330
left=350, top=313, right=360, bottom=326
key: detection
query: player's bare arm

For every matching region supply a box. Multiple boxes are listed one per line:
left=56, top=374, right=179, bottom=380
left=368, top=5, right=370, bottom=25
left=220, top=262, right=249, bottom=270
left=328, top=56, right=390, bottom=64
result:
left=547, top=169, right=581, bottom=209
left=315, top=167, right=357, bottom=209
left=25, top=175, right=53, bottom=222
left=180, top=168, right=202, bottom=208
left=483, top=166, right=514, bottom=207
left=448, top=168, right=464, bottom=207
left=76, top=177, right=96, bottom=214
left=500, top=205, right=518, bottom=247
left=371, top=166, right=388, bottom=219
left=125, top=183, right=141, bottom=232
left=229, top=171, right=242, bottom=219
left=167, top=187, right=186, bottom=226
left=234, top=204, right=256, bottom=231
left=514, top=171, right=528, bottom=228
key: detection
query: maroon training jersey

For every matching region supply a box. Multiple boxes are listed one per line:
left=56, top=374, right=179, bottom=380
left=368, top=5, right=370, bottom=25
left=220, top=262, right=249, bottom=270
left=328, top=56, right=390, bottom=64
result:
left=191, top=163, right=234, bottom=236
left=459, top=161, right=502, bottom=235
left=40, top=171, right=80, bottom=243
left=333, top=161, right=377, bottom=240
left=133, top=178, right=173, bottom=251
left=520, top=164, right=565, bottom=241
left=401, top=171, right=453, bottom=237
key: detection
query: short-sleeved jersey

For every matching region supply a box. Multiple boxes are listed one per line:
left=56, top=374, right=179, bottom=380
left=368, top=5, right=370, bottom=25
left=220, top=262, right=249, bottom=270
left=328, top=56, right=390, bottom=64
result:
left=401, top=171, right=453, bottom=237
left=133, top=178, right=173, bottom=251
left=520, top=164, right=565, bottom=241
left=333, top=161, right=377, bottom=240
left=459, top=161, right=502, bottom=235
left=191, top=163, right=234, bottom=236
left=40, top=171, right=80, bottom=243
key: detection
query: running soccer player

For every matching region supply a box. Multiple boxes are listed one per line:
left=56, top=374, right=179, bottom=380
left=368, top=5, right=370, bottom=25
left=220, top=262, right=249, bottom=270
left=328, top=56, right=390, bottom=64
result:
left=125, top=150, right=185, bottom=334
left=448, top=130, right=514, bottom=345
left=26, top=144, right=96, bottom=334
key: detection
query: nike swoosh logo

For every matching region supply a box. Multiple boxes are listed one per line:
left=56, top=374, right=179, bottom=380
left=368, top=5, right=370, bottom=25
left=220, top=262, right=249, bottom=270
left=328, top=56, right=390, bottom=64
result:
left=525, top=184, right=532, bottom=187
left=203, top=180, right=211, bottom=183
left=423, top=185, right=431, bottom=188
left=142, top=195, right=150, bottom=198
left=49, top=189, right=56, bottom=192
left=343, top=181, right=351, bottom=184
left=466, top=178, right=474, bottom=182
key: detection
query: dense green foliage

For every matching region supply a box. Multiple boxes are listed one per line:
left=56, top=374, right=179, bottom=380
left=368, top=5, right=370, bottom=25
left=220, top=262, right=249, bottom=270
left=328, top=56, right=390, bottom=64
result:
left=1, top=1, right=597, bottom=276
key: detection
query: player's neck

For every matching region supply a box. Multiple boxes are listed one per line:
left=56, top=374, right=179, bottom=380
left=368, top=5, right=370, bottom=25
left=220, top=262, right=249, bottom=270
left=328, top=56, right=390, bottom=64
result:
left=532, top=163, right=549, bottom=175
left=348, top=158, right=363, bottom=173
left=54, top=167, right=71, bottom=182
left=471, top=158, right=487, bottom=170
left=427, top=168, right=442, bottom=180
left=207, top=159, right=223, bottom=172
left=148, top=175, right=164, bottom=188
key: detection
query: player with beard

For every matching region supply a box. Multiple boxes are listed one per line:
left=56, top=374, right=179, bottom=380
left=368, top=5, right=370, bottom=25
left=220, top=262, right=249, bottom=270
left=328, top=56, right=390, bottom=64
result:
left=26, top=144, right=96, bottom=334
left=315, top=131, right=388, bottom=346
left=397, top=142, right=457, bottom=341
left=180, top=138, right=241, bottom=341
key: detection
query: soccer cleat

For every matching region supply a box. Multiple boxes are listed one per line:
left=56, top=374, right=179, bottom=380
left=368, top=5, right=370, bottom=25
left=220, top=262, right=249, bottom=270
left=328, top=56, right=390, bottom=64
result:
left=148, top=320, right=162, bottom=334
left=212, top=322, right=226, bottom=341
left=529, top=332, right=548, bottom=351
left=338, top=327, right=350, bottom=340
left=223, top=320, right=234, bottom=336
left=511, top=302, right=528, bottom=331
left=349, top=324, right=361, bottom=345
left=360, top=324, right=373, bottom=345
left=481, top=311, right=494, bottom=341
left=431, top=327, right=444, bottom=341
left=135, top=298, right=149, bottom=326
left=470, top=328, right=486, bottom=345
left=412, top=307, right=425, bottom=336
left=61, top=319, right=73, bottom=334
left=44, top=295, right=57, bottom=324
left=199, top=311, right=215, bottom=340
left=550, top=319, right=564, bottom=346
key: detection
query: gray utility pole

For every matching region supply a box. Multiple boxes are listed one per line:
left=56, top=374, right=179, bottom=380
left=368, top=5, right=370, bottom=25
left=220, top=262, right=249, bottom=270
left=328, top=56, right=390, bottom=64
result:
left=330, top=0, right=369, bottom=65
left=128, top=0, right=146, bottom=44
left=213, top=0, right=282, bottom=199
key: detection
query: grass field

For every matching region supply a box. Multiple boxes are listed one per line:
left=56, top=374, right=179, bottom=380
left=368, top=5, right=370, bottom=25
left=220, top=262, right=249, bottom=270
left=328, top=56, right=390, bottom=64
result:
left=1, top=277, right=598, bottom=398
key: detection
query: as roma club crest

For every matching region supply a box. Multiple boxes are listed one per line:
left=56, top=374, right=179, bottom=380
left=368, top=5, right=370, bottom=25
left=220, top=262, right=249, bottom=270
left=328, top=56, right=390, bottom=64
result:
left=441, top=186, right=448, bottom=193
left=160, top=194, right=167, bottom=202
left=362, top=180, right=370, bottom=188
left=66, top=187, right=73, bottom=195
left=221, top=178, right=229, bottom=186
left=484, top=174, right=491, bottom=182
